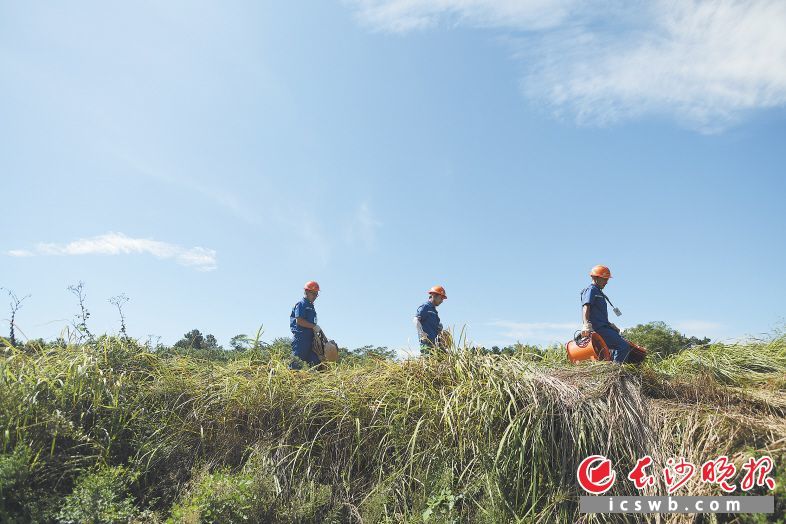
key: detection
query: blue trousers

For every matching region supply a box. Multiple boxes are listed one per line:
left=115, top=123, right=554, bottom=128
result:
left=596, top=326, right=630, bottom=363
left=290, top=334, right=320, bottom=369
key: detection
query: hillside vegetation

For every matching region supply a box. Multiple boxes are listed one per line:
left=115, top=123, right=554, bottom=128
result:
left=1, top=333, right=785, bottom=523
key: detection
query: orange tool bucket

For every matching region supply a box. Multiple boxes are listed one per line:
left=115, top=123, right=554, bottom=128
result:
left=625, top=341, right=647, bottom=364
left=566, top=332, right=648, bottom=364
left=566, top=332, right=610, bottom=363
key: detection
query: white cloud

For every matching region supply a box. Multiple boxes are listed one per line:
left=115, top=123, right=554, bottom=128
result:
left=109, top=147, right=268, bottom=229
left=526, top=0, right=786, bottom=132
left=345, top=202, right=382, bottom=249
left=10, top=232, right=217, bottom=271
left=488, top=320, right=576, bottom=344
left=349, top=0, right=786, bottom=131
left=7, top=249, right=34, bottom=257
left=106, top=148, right=336, bottom=263
left=350, top=0, right=578, bottom=32
left=297, top=218, right=332, bottom=266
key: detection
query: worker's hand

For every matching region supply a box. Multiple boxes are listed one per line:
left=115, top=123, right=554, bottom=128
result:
left=313, top=324, right=322, bottom=334
left=610, top=323, right=621, bottom=333
left=581, top=322, right=593, bottom=337
left=438, top=323, right=443, bottom=332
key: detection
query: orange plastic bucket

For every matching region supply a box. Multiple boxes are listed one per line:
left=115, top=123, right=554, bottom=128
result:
left=625, top=341, right=647, bottom=364
left=566, top=333, right=610, bottom=363
left=566, top=332, right=647, bottom=364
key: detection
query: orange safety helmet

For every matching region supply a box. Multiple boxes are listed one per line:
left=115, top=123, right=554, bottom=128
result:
left=304, top=281, right=320, bottom=292
left=428, top=285, right=447, bottom=299
left=589, top=265, right=612, bottom=279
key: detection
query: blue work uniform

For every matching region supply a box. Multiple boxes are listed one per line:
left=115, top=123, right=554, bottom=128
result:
left=581, top=283, right=630, bottom=363
left=416, top=301, right=441, bottom=344
left=290, top=297, right=319, bottom=368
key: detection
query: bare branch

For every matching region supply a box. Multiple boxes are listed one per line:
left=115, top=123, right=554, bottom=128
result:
left=109, top=293, right=130, bottom=339
left=1, top=287, right=31, bottom=347
left=68, top=281, right=93, bottom=342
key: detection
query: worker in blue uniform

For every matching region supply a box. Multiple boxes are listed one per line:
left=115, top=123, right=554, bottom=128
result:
left=414, top=285, right=447, bottom=355
left=290, top=280, right=322, bottom=369
left=581, top=265, right=630, bottom=363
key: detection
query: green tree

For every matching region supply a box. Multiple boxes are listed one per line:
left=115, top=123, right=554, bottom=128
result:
left=622, top=321, right=710, bottom=358
left=338, top=345, right=397, bottom=363
left=352, top=345, right=397, bottom=360
left=174, top=329, right=221, bottom=350
left=230, top=334, right=251, bottom=351
left=205, top=334, right=219, bottom=349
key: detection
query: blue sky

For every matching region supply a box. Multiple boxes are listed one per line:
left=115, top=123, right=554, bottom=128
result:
left=2, top=1, right=785, bottom=354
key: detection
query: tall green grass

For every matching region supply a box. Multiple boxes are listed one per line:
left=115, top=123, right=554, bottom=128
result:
left=1, top=334, right=784, bottom=522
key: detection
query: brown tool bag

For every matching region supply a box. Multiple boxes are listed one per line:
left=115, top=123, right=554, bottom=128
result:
left=312, top=330, right=339, bottom=363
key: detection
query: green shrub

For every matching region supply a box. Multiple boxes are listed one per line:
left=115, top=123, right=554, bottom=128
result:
left=57, top=465, right=139, bottom=524
left=166, top=458, right=338, bottom=523
left=167, top=467, right=257, bottom=523
left=623, top=321, right=710, bottom=357
left=422, top=486, right=463, bottom=523
left=0, top=444, right=32, bottom=499
left=0, top=444, right=59, bottom=523
left=1, top=445, right=33, bottom=522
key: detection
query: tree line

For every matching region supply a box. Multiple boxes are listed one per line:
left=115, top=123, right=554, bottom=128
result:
left=2, top=282, right=711, bottom=360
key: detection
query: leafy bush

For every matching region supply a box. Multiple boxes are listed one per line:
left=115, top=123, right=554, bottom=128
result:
left=0, top=445, right=32, bottom=504
left=623, top=320, right=710, bottom=357
left=0, top=443, right=61, bottom=522
left=167, top=467, right=256, bottom=523
left=421, top=469, right=466, bottom=524
left=2, top=445, right=34, bottom=522
left=57, top=465, right=139, bottom=524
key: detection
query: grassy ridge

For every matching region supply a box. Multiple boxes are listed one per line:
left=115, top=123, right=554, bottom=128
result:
left=1, top=336, right=785, bottom=523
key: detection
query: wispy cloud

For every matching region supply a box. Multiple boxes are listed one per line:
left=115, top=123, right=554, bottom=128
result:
left=351, top=0, right=578, bottom=32
left=107, top=147, right=268, bottom=229
left=297, top=218, right=333, bottom=266
left=8, top=232, right=217, bottom=271
left=7, top=249, right=34, bottom=257
left=524, top=1, right=786, bottom=132
left=345, top=202, right=382, bottom=250
left=105, top=147, right=337, bottom=264
left=487, top=320, right=576, bottom=344
left=349, top=0, right=786, bottom=132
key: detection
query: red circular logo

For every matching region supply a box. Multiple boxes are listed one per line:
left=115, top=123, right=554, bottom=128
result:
left=577, top=455, right=616, bottom=494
